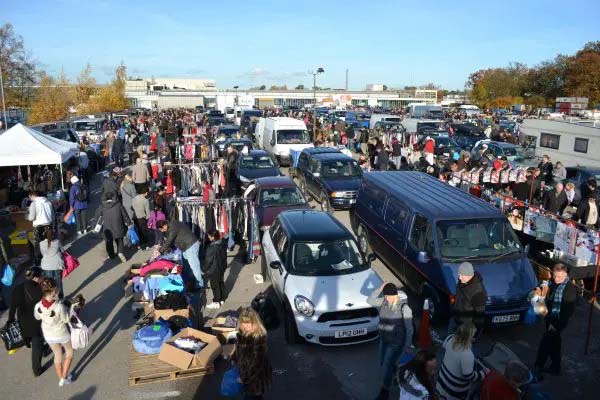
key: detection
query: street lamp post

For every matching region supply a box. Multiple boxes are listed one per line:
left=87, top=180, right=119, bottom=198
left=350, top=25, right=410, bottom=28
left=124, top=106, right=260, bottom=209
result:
left=310, top=67, right=324, bottom=140
left=233, top=85, right=239, bottom=106
left=0, top=61, right=7, bottom=130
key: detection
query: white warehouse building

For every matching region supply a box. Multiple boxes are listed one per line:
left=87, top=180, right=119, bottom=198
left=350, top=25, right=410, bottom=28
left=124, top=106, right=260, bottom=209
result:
left=125, top=78, right=437, bottom=110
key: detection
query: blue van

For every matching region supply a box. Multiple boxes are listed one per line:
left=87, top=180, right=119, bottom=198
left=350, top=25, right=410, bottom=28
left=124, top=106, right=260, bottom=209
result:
left=351, top=171, right=537, bottom=325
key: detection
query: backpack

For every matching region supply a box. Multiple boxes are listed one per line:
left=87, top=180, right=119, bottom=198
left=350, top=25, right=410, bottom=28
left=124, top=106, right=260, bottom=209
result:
left=76, top=185, right=88, bottom=202
left=251, top=292, right=280, bottom=330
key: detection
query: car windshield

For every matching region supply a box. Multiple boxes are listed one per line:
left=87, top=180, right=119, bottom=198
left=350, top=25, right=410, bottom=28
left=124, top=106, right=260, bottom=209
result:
left=228, top=141, right=251, bottom=151
left=75, top=122, right=96, bottom=130
left=241, top=155, right=274, bottom=169
left=321, top=160, right=362, bottom=178
left=502, top=146, right=523, bottom=157
left=218, top=129, right=238, bottom=138
left=277, top=129, right=311, bottom=144
left=259, top=187, right=306, bottom=207
left=291, top=240, right=367, bottom=276
left=437, top=218, right=521, bottom=260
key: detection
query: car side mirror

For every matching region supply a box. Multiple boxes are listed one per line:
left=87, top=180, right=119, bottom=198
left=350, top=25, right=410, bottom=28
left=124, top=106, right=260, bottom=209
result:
left=418, top=251, right=430, bottom=263
left=367, top=253, right=376, bottom=262
left=269, top=261, right=282, bottom=270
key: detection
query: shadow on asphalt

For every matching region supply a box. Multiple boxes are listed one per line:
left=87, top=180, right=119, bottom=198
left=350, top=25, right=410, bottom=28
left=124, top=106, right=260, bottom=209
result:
left=68, top=385, right=97, bottom=400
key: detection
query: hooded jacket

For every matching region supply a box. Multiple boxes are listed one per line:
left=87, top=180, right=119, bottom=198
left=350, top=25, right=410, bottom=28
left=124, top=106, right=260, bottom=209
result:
left=132, top=160, right=150, bottom=184
left=202, top=238, right=227, bottom=277
left=367, top=287, right=413, bottom=348
left=101, top=176, right=120, bottom=202
left=34, top=300, right=70, bottom=343
left=27, top=196, right=54, bottom=227
left=453, top=272, right=488, bottom=328
left=120, top=180, right=137, bottom=219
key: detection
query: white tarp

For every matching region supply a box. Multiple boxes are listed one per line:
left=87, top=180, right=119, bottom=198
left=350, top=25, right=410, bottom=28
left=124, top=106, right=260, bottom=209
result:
left=0, top=123, right=79, bottom=166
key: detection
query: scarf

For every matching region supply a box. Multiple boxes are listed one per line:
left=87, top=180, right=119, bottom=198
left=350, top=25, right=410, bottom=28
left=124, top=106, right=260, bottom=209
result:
left=551, top=281, right=568, bottom=317
left=41, top=297, right=55, bottom=308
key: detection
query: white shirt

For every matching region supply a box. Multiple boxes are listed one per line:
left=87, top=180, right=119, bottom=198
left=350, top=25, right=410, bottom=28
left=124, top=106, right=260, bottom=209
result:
left=27, top=197, right=54, bottom=227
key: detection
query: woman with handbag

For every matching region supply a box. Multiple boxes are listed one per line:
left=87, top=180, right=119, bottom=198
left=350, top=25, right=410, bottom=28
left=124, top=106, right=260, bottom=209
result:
left=7, top=267, right=44, bottom=376
left=34, top=277, right=73, bottom=387
left=39, top=226, right=64, bottom=299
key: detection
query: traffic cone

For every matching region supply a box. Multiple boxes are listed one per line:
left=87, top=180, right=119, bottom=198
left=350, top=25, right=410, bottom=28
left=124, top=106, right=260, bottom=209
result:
left=417, top=299, right=432, bottom=349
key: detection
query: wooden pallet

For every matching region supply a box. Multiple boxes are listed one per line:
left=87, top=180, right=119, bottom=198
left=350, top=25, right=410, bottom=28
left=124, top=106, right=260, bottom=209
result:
left=128, top=348, right=214, bottom=386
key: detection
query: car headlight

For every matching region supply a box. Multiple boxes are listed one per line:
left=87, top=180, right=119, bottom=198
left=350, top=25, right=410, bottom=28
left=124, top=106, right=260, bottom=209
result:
left=239, top=175, right=250, bottom=183
left=294, top=295, right=315, bottom=317
left=330, top=192, right=343, bottom=198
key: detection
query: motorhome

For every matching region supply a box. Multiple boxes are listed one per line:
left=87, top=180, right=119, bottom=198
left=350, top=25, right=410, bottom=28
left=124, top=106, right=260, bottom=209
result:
left=255, top=117, right=313, bottom=165
left=369, top=114, right=402, bottom=129
left=407, top=104, right=444, bottom=119
left=520, top=118, right=600, bottom=168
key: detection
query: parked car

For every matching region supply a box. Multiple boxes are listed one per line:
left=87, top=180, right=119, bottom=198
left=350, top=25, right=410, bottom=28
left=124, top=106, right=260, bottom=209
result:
left=418, top=135, right=461, bottom=158
left=45, top=128, right=80, bottom=143
left=207, top=116, right=226, bottom=127
left=214, top=124, right=241, bottom=154
left=222, top=137, right=253, bottom=157
left=295, top=149, right=362, bottom=212
left=351, top=171, right=537, bottom=324
left=470, top=140, right=525, bottom=164
left=245, top=176, right=311, bottom=230
left=262, top=210, right=382, bottom=345
left=254, top=117, right=313, bottom=166
left=224, top=107, right=235, bottom=122
left=237, top=150, right=280, bottom=188
left=452, top=131, right=487, bottom=151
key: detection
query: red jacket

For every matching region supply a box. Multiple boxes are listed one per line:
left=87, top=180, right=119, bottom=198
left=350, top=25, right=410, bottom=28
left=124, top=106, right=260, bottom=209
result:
left=424, top=139, right=435, bottom=153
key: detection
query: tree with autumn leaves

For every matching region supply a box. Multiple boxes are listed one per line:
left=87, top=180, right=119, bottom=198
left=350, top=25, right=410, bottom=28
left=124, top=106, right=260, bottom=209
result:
left=467, top=41, right=600, bottom=109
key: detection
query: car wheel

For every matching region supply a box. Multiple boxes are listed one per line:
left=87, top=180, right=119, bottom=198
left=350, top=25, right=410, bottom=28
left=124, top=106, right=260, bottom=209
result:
left=261, top=255, right=271, bottom=283
left=284, top=302, right=300, bottom=345
left=320, top=193, right=332, bottom=214
left=357, top=225, right=372, bottom=256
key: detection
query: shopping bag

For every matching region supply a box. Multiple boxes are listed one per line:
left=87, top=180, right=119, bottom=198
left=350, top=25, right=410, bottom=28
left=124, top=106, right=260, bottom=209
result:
left=220, top=366, right=243, bottom=396
left=1, top=264, right=15, bottom=286
left=0, top=321, right=25, bottom=351
left=93, top=216, right=103, bottom=234
left=69, top=311, right=90, bottom=349
left=62, top=251, right=80, bottom=279
left=128, top=226, right=140, bottom=246
left=65, top=211, right=76, bottom=225
left=63, top=207, right=74, bottom=224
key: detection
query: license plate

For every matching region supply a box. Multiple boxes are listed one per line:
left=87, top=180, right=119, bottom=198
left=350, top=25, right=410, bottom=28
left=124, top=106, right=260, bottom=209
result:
left=492, top=314, right=520, bottom=323
left=349, top=199, right=356, bottom=204
left=334, top=328, right=367, bottom=338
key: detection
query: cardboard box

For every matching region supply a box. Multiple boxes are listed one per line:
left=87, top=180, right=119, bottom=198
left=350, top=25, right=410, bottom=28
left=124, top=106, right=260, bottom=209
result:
left=205, top=317, right=238, bottom=344
left=158, top=328, right=221, bottom=370
left=144, top=303, right=190, bottom=322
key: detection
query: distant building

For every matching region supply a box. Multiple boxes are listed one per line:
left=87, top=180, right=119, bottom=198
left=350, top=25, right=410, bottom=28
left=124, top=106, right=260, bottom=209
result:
left=366, top=84, right=385, bottom=91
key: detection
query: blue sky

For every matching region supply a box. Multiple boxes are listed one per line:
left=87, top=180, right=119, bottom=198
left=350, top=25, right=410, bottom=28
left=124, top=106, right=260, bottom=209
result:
left=3, top=0, right=600, bottom=90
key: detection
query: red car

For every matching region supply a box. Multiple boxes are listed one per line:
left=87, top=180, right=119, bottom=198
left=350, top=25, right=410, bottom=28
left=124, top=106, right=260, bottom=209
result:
left=245, top=176, right=311, bottom=231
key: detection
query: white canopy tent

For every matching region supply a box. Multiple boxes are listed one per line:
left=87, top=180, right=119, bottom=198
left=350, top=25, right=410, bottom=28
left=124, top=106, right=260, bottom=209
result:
left=0, top=123, right=79, bottom=191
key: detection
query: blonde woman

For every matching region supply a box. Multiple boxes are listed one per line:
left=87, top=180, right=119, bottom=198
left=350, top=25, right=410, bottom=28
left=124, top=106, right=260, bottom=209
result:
left=436, top=322, right=488, bottom=399
left=233, top=308, right=272, bottom=400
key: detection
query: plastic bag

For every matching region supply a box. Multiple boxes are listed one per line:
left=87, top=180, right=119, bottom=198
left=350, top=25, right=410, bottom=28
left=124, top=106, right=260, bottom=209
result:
left=66, top=212, right=76, bottom=225
left=128, top=226, right=140, bottom=245
left=1, top=264, right=15, bottom=286
left=0, top=320, right=25, bottom=351
left=220, top=366, right=243, bottom=396
left=62, top=252, right=80, bottom=279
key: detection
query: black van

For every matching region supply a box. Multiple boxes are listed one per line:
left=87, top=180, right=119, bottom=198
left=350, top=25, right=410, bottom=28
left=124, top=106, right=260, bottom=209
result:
left=351, top=171, right=537, bottom=324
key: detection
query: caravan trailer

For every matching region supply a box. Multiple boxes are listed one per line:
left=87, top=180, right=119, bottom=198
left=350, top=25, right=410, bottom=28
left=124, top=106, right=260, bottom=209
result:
left=520, top=119, right=600, bottom=168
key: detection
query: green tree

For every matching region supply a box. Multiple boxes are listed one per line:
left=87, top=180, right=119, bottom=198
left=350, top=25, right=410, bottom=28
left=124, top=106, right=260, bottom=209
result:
left=0, top=23, right=38, bottom=108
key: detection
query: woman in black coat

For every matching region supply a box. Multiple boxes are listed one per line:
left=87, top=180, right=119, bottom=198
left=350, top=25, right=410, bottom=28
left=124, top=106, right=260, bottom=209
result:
left=7, top=267, right=44, bottom=376
left=203, top=230, right=227, bottom=309
left=96, top=191, right=132, bottom=261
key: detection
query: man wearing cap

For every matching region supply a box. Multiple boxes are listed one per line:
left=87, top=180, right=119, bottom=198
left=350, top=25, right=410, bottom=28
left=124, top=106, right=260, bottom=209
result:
left=451, top=262, right=488, bottom=334
left=69, top=175, right=89, bottom=235
left=367, top=282, right=414, bottom=400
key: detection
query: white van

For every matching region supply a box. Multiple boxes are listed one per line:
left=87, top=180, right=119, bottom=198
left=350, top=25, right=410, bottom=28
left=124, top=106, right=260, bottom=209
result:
left=369, top=114, right=402, bottom=129
left=71, top=117, right=106, bottom=141
left=234, top=105, right=253, bottom=125
left=255, top=117, right=313, bottom=166
left=225, top=107, right=235, bottom=122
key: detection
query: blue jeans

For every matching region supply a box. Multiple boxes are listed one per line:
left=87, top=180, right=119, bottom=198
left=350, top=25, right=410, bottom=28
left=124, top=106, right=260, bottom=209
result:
left=183, top=241, right=203, bottom=288
left=42, top=269, right=63, bottom=298
left=379, top=339, right=404, bottom=389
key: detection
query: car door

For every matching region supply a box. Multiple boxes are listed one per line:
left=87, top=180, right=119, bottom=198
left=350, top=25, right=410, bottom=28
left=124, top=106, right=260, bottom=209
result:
left=273, top=230, right=290, bottom=298
left=263, top=221, right=282, bottom=295
left=380, top=199, right=409, bottom=280
left=404, top=214, right=437, bottom=292
left=306, top=158, right=321, bottom=197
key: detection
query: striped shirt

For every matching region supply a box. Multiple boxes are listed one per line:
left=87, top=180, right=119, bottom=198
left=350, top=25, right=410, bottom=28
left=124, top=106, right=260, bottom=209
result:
left=436, top=335, right=485, bottom=400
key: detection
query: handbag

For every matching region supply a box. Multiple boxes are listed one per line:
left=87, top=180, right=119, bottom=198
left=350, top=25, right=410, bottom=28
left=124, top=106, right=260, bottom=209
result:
left=0, top=321, right=25, bottom=351
left=1, top=264, right=15, bottom=286
left=62, top=251, right=80, bottom=279
left=128, top=226, right=140, bottom=246
left=63, top=207, right=74, bottom=224
left=69, top=311, right=90, bottom=349
left=93, top=216, right=103, bottom=234
left=220, top=366, right=243, bottom=396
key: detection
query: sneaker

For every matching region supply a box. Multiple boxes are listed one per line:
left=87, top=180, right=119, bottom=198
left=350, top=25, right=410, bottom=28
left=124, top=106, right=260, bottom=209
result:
left=206, top=302, right=221, bottom=309
left=59, top=378, right=65, bottom=387
left=118, top=253, right=127, bottom=263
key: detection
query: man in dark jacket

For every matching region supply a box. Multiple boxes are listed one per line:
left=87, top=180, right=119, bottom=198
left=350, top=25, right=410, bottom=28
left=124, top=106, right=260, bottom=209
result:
left=451, top=262, right=487, bottom=333
left=203, top=230, right=227, bottom=309
left=538, top=155, right=554, bottom=185
left=112, top=135, right=126, bottom=167
left=543, top=182, right=568, bottom=214
left=157, top=220, right=203, bottom=289
left=225, top=145, right=239, bottom=196
left=101, top=169, right=121, bottom=202
left=375, top=147, right=389, bottom=171
left=535, top=263, right=576, bottom=376
left=7, top=267, right=44, bottom=376
left=97, top=191, right=131, bottom=263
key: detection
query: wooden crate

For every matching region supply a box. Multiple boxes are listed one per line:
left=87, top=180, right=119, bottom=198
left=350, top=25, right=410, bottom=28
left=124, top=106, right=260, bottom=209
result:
left=128, top=347, right=214, bottom=386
